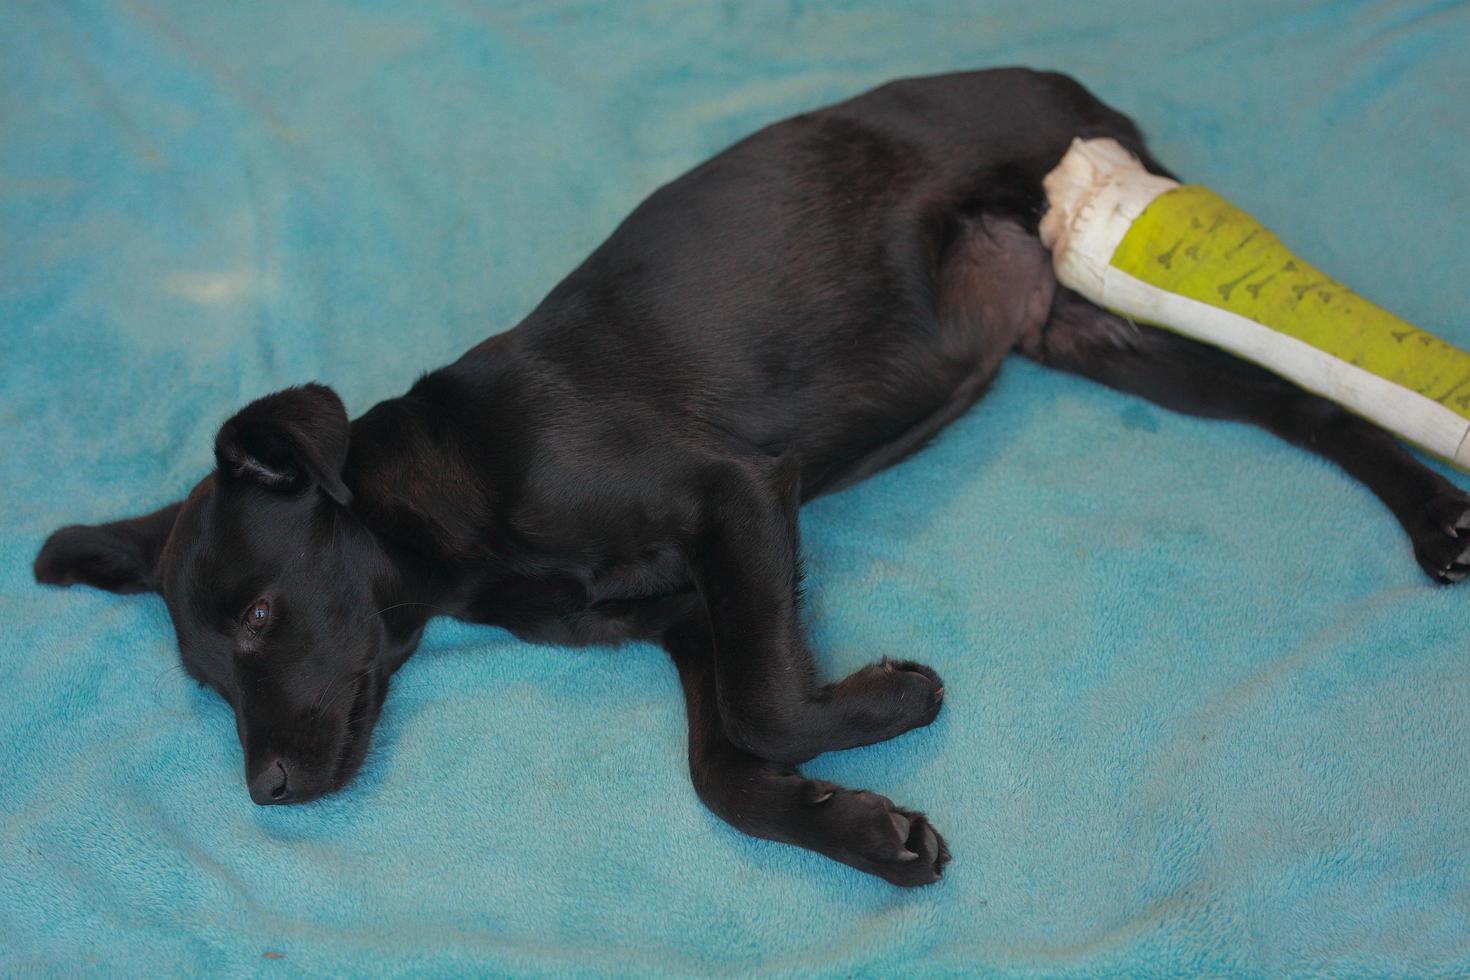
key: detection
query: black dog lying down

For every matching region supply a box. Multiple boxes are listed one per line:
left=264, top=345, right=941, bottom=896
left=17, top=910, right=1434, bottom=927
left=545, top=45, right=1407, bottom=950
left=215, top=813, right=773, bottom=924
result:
left=35, top=69, right=1470, bottom=887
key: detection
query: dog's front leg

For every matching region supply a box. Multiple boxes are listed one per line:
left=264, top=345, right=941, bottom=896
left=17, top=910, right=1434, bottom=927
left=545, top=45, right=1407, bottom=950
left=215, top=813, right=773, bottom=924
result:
left=686, top=456, right=944, bottom=765
left=664, top=617, right=948, bottom=886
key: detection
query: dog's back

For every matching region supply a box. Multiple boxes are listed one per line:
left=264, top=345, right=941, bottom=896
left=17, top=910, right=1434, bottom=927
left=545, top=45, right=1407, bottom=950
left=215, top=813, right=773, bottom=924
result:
left=447, top=69, right=1151, bottom=495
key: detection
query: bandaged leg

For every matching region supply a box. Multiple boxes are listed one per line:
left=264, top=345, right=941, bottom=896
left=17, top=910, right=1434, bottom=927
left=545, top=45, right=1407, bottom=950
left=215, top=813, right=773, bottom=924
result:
left=1041, top=138, right=1470, bottom=471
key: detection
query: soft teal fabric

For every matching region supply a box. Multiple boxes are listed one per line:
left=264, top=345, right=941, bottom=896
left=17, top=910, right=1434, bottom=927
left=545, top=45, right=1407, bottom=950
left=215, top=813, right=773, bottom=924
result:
left=4, top=1, right=1469, bottom=975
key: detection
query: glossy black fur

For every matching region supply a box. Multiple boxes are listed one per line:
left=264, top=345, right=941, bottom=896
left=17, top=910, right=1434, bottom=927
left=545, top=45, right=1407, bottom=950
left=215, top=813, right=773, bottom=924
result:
left=34, top=69, right=1470, bottom=886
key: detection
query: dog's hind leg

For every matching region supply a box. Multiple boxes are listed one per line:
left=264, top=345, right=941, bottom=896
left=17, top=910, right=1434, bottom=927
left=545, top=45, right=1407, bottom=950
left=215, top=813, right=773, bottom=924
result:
left=1028, top=289, right=1470, bottom=582
left=663, top=618, right=948, bottom=887
left=688, top=453, right=945, bottom=765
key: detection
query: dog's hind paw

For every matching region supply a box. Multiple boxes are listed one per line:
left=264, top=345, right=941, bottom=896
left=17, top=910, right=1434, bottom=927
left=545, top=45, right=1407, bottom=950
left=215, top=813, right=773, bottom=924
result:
left=1414, top=492, right=1470, bottom=584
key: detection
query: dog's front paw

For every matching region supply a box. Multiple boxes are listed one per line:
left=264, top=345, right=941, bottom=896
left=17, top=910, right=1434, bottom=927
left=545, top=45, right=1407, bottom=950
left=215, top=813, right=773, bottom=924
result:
left=803, top=786, right=950, bottom=887
left=837, top=658, right=946, bottom=733
left=1414, top=492, right=1470, bottom=583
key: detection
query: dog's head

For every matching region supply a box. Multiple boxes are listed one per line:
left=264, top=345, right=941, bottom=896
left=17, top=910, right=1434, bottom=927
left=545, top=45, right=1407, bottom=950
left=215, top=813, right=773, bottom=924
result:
left=34, top=384, right=419, bottom=805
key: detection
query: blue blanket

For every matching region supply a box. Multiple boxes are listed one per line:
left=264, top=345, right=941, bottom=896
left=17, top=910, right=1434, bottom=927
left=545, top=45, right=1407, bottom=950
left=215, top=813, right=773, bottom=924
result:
left=4, top=1, right=1469, bottom=974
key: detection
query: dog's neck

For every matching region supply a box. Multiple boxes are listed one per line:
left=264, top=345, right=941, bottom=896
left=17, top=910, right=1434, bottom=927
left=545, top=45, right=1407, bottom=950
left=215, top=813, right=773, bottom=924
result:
left=341, top=372, right=511, bottom=613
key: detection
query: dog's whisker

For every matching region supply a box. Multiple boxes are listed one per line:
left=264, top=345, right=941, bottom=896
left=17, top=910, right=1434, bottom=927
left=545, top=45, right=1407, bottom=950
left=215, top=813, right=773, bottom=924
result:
left=147, top=661, right=190, bottom=708
left=309, top=674, right=338, bottom=715
left=313, top=668, right=370, bottom=720
left=361, top=600, right=453, bottom=623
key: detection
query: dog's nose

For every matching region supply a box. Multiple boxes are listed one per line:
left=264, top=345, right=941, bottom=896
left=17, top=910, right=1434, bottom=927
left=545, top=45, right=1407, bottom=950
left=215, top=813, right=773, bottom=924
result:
left=247, top=757, right=294, bottom=805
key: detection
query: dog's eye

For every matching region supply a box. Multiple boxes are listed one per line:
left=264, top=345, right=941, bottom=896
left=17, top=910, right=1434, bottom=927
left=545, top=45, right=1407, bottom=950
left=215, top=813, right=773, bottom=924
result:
left=243, top=598, right=272, bottom=634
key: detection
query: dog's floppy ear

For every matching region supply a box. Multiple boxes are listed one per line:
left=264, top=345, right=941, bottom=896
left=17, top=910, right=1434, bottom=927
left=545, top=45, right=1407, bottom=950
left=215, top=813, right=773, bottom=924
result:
left=34, top=501, right=183, bottom=594
left=214, top=383, right=352, bottom=506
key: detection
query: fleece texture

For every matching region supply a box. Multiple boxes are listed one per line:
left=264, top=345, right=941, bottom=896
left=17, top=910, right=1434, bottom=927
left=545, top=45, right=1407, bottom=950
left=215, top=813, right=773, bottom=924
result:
left=2, top=1, right=1468, bottom=975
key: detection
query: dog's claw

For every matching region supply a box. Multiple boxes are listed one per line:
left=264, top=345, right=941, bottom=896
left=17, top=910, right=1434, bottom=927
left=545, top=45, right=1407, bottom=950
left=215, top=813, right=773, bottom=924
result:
left=806, top=780, right=839, bottom=805
left=921, top=821, right=939, bottom=856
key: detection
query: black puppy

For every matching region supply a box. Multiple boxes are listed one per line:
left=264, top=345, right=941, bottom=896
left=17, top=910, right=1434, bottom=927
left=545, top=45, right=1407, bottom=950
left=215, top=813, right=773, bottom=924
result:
left=34, top=69, right=1470, bottom=887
